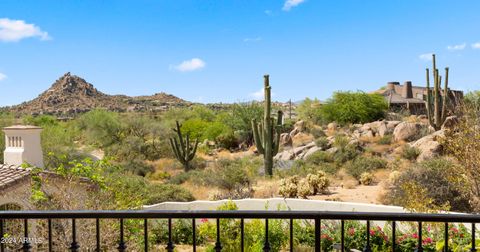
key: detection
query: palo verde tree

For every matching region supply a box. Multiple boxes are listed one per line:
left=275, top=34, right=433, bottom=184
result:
left=251, top=75, right=283, bottom=176
left=425, top=54, right=450, bottom=130
left=169, top=121, right=199, bottom=171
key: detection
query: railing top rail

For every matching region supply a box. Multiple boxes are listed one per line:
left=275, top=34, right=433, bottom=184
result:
left=0, top=210, right=479, bottom=222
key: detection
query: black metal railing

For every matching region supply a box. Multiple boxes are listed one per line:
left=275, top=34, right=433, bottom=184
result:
left=0, top=210, right=479, bottom=251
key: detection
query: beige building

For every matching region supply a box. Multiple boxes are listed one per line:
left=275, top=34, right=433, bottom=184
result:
left=379, top=81, right=463, bottom=115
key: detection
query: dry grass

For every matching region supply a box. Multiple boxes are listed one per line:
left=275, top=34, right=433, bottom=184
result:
left=182, top=181, right=215, bottom=200
left=253, top=179, right=280, bottom=198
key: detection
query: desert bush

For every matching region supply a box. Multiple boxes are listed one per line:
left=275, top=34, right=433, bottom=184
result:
left=278, top=176, right=300, bottom=198
left=359, top=172, right=374, bottom=185
left=309, top=126, right=326, bottom=138
left=314, top=137, right=330, bottom=149
left=385, top=158, right=471, bottom=212
left=345, top=156, right=386, bottom=180
left=120, top=159, right=155, bottom=177
left=296, top=98, right=323, bottom=124
left=333, top=145, right=359, bottom=164
left=377, top=134, right=392, bottom=145
left=305, top=151, right=334, bottom=165
left=443, top=104, right=480, bottom=211
left=297, top=181, right=313, bottom=199
left=144, top=184, right=194, bottom=205
left=464, top=90, right=480, bottom=109
left=319, top=91, right=387, bottom=125
left=306, top=171, right=329, bottom=194
left=401, top=145, right=420, bottom=161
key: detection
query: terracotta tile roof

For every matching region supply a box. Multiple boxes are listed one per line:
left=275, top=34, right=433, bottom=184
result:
left=0, top=164, right=31, bottom=189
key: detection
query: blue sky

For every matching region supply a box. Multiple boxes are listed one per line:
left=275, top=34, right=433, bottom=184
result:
left=1, top=0, right=480, bottom=106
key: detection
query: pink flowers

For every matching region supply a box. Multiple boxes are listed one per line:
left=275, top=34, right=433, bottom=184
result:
left=348, top=227, right=356, bottom=236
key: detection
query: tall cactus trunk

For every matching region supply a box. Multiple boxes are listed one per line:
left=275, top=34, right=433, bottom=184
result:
left=425, top=54, right=450, bottom=131
left=251, top=75, right=283, bottom=176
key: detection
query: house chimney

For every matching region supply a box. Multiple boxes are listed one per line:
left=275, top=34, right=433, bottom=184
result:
left=387, top=82, right=399, bottom=91
left=402, top=81, right=413, bottom=99
left=3, top=125, right=44, bottom=168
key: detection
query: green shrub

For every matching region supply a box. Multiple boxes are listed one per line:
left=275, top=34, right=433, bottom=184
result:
left=314, top=137, right=330, bottom=149
left=305, top=151, right=333, bottom=165
left=333, top=145, right=359, bottom=164
left=309, top=126, right=326, bottom=138
left=144, top=184, right=195, bottom=205
left=320, top=91, right=387, bottom=125
left=120, top=159, right=155, bottom=177
left=377, top=134, right=392, bottom=145
left=401, top=145, right=420, bottom=161
left=296, top=98, right=323, bottom=124
left=359, top=172, right=374, bottom=185
left=386, top=158, right=471, bottom=212
left=345, top=156, right=386, bottom=179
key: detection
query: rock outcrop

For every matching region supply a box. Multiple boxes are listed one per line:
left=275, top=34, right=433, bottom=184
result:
left=393, top=122, right=423, bottom=142
left=7, top=72, right=189, bottom=116
left=410, top=130, right=445, bottom=162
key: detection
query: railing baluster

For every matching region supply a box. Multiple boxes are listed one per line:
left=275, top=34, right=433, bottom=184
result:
left=241, top=218, right=244, bottom=252
left=144, top=219, right=148, bottom=252
left=315, top=218, right=320, bottom=252
left=263, top=218, right=270, bottom=252
left=117, top=218, right=126, bottom=252
left=214, top=218, right=222, bottom=252
left=48, top=219, right=52, bottom=252
left=364, top=220, right=372, bottom=252
left=341, top=220, right=345, bottom=252
left=192, top=218, right=196, bottom=252
left=22, top=219, right=31, bottom=252
left=0, top=219, right=5, bottom=252
left=96, top=218, right=100, bottom=252
left=289, top=219, right=293, bottom=252
left=166, top=218, right=174, bottom=252
left=444, top=222, right=448, bottom=252
left=392, top=221, right=396, bottom=252
left=69, top=219, right=79, bottom=252
left=416, top=221, right=423, bottom=252
left=471, top=223, right=476, bottom=252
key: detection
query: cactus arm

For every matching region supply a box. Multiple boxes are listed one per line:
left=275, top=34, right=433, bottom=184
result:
left=251, top=119, right=265, bottom=155
left=175, top=121, right=186, bottom=153
left=188, top=139, right=199, bottom=160
left=425, top=68, right=434, bottom=127
left=441, top=67, right=449, bottom=123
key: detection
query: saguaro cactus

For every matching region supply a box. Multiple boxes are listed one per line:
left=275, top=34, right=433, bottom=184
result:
left=425, top=54, right=449, bottom=130
left=251, top=75, right=283, bottom=176
left=169, top=121, right=198, bottom=171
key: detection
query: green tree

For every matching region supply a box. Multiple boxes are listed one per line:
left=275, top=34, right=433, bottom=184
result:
left=320, top=91, right=387, bottom=125
left=296, top=98, right=323, bottom=124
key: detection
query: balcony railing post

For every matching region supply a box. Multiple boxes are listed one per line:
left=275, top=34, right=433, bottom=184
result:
left=166, top=218, right=174, bottom=252
left=315, top=218, right=320, bottom=252
left=241, top=218, right=245, bottom=252
left=0, top=219, right=5, bottom=252
left=289, top=218, right=294, bottom=252
left=444, top=222, right=448, bottom=252
left=214, top=218, right=222, bottom=252
left=144, top=219, right=148, bottom=252
left=69, top=219, right=80, bottom=252
left=363, top=220, right=372, bottom=252
left=48, top=219, right=52, bottom=252
left=117, top=218, right=126, bottom=252
left=415, top=221, right=423, bottom=252
left=392, top=221, right=396, bottom=251
left=471, top=223, right=476, bottom=252
left=96, top=218, right=100, bottom=252
left=263, top=218, right=271, bottom=252
left=341, top=220, right=345, bottom=252
left=22, top=219, right=31, bottom=252
left=192, top=218, right=196, bottom=252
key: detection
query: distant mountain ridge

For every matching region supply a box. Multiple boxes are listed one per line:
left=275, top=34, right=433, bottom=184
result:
left=6, top=72, right=189, bottom=116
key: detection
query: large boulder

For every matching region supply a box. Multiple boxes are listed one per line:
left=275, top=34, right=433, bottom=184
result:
left=393, top=122, right=422, bottom=142
left=386, top=121, right=401, bottom=130
left=441, top=116, right=459, bottom=130
left=289, top=120, right=306, bottom=138
left=302, top=146, right=321, bottom=159
left=327, top=122, right=338, bottom=131
left=280, top=133, right=292, bottom=146
left=410, top=130, right=445, bottom=162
